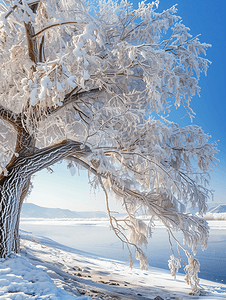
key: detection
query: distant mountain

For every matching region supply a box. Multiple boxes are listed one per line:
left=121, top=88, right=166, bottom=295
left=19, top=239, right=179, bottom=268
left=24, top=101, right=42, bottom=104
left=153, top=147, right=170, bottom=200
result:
left=186, top=203, right=226, bottom=214
left=21, top=203, right=108, bottom=219
left=208, top=205, right=226, bottom=214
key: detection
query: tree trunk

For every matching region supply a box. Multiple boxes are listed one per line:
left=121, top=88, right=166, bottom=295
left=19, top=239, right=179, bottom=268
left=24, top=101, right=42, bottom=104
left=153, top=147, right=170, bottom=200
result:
left=0, top=166, right=31, bottom=257
left=12, top=177, right=31, bottom=253
left=0, top=140, right=91, bottom=258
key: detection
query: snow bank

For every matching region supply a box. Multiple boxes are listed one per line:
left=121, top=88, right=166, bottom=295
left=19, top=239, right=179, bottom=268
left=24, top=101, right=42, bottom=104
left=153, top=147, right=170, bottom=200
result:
left=1, top=228, right=226, bottom=299
left=0, top=254, right=90, bottom=299
left=20, top=232, right=226, bottom=300
left=204, top=213, right=226, bottom=220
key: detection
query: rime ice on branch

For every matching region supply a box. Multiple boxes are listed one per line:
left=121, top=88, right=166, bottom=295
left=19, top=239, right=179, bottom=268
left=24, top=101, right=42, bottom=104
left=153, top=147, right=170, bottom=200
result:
left=0, top=0, right=217, bottom=294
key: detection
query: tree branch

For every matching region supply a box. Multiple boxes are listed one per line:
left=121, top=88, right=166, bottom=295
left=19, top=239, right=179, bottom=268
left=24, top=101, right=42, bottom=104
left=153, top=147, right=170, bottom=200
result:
left=44, top=87, right=100, bottom=118
left=0, top=105, right=19, bottom=129
left=24, top=22, right=39, bottom=63
left=39, top=35, right=45, bottom=62
left=32, top=21, right=84, bottom=39
left=24, top=2, right=39, bottom=63
left=67, top=155, right=99, bottom=176
left=8, top=139, right=91, bottom=178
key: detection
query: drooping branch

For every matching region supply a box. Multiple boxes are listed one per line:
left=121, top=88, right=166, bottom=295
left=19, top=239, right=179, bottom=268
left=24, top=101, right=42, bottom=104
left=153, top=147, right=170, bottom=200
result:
left=67, top=155, right=98, bottom=176
left=66, top=152, right=208, bottom=283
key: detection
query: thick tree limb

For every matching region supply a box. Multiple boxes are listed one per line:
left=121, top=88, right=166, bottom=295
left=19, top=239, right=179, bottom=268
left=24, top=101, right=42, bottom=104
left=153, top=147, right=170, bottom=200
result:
left=8, top=139, right=91, bottom=177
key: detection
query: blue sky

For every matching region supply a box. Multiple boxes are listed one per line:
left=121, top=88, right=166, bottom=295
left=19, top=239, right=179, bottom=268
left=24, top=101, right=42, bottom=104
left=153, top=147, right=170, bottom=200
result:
left=155, top=0, right=226, bottom=206
left=27, top=0, right=226, bottom=211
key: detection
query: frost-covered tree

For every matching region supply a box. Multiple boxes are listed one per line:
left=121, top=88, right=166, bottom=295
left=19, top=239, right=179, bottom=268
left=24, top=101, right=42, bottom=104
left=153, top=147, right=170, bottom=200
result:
left=0, top=0, right=217, bottom=293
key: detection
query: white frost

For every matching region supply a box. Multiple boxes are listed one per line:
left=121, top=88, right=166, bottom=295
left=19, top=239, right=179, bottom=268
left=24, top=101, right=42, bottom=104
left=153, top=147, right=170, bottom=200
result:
left=83, top=70, right=90, bottom=80
left=67, top=76, right=76, bottom=88
left=30, top=86, right=38, bottom=106
left=39, top=76, right=53, bottom=101
left=129, top=51, right=135, bottom=61
left=57, top=81, right=64, bottom=93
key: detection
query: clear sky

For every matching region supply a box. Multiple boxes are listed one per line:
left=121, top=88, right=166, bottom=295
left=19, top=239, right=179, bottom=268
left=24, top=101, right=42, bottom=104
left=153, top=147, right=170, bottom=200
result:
left=27, top=0, right=226, bottom=211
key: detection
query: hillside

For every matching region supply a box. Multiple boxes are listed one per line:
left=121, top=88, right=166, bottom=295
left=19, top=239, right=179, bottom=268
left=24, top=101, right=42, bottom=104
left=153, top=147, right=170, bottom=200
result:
left=208, top=204, right=226, bottom=214
left=186, top=202, right=226, bottom=214
left=21, top=203, right=108, bottom=219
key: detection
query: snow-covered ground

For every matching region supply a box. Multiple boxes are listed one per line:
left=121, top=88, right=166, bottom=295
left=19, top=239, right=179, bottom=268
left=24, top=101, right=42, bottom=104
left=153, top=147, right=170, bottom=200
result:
left=0, top=230, right=226, bottom=300
left=0, top=220, right=226, bottom=299
left=19, top=218, right=226, bottom=284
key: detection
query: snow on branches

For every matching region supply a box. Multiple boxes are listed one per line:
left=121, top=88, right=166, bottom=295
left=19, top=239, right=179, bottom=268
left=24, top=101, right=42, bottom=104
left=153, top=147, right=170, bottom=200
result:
left=0, top=0, right=217, bottom=293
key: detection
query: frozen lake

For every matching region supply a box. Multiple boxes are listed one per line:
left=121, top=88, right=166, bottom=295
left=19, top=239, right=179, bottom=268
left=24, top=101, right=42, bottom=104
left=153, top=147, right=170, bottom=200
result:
left=20, top=219, right=226, bottom=284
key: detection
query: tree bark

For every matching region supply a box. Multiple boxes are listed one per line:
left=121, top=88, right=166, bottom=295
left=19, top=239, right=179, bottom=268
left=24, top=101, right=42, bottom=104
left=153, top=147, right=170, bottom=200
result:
left=24, top=3, right=39, bottom=64
left=12, top=177, right=31, bottom=253
left=0, top=140, right=91, bottom=258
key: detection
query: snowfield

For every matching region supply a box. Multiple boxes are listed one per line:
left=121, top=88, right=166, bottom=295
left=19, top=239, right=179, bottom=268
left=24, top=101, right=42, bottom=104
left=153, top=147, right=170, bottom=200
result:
left=0, top=223, right=226, bottom=300
left=204, top=213, right=226, bottom=221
